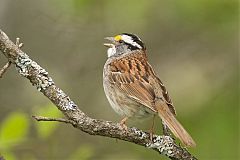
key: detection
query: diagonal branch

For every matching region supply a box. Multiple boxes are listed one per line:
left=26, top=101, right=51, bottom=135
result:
left=0, top=61, right=11, bottom=78
left=0, top=29, right=197, bottom=160
left=0, top=37, right=23, bottom=78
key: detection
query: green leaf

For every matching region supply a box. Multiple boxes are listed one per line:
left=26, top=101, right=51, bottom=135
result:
left=0, top=112, right=29, bottom=149
left=34, top=104, right=61, bottom=139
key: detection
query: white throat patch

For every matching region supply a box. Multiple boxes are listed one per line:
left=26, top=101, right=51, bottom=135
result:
left=121, top=35, right=142, bottom=49
left=107, top=46, right=116, bottom=57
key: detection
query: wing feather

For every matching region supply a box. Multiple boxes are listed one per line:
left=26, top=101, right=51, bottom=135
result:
left=107, top=51, right=176, bottom=115
left=108, top=53, right=156, bottom=112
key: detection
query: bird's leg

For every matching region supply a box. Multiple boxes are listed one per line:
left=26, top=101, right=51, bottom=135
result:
left=120, top=117, right=128, bottom=131
left=162, top=121, right=172, bottom=136
left=149, top=115, right=156, bottom=141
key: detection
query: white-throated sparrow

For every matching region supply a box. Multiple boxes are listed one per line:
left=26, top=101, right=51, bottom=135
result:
left=103, top=33, right=196, bottom=147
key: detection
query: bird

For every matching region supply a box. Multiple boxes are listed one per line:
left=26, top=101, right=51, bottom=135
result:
left=103, top=33, right=196, bottom=147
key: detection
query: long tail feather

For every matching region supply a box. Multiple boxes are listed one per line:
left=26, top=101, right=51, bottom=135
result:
left=155, top=101, right=196, bottom=147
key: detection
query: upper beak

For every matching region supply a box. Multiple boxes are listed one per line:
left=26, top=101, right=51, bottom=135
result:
left=103, top=37, right=115, bottom=48
left=104, top=37, right=115, bottom=42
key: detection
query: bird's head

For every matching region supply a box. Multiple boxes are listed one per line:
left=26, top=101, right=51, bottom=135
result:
left=104, top=33, right=145, bottom=57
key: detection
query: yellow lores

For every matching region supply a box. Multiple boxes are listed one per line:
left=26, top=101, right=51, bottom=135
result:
left=114, top=35, right=122, bottom=41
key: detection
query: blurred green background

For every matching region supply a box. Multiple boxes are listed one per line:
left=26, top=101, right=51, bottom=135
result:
left=0, top=0, right=238, bottom=159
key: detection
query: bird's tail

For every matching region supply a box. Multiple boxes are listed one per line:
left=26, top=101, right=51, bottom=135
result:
left=155, top=100, right=196, bottom=147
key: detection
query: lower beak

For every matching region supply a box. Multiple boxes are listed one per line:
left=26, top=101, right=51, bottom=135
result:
left=103, top=43, right=114, bottom=48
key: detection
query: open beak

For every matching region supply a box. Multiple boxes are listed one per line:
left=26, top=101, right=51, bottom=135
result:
left=103, top=37, right=115, bottom=48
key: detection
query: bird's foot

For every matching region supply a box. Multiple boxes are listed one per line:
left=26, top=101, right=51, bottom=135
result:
left=120, top=117, right=128, bottom=131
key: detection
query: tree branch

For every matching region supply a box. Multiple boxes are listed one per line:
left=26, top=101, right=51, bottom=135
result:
left=32, top=115, right=76, bottom=125
left=0, top=29, right=197, bottom=160
left=0, top=61, right=11, bottom=78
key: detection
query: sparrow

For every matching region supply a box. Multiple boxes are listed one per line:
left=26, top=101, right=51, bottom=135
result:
left=103, top=33, right=196, bottom=147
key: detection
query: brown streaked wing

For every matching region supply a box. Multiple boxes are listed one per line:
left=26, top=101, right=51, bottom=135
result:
left=108, top=53, right=157, bottom=112
left=146, top=62, right=176, bottom=115
left=158, top=77, right=176, bottom=115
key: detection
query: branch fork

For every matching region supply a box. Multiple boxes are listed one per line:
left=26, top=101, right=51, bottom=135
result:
left=0, top=37, right=23, bottom=78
